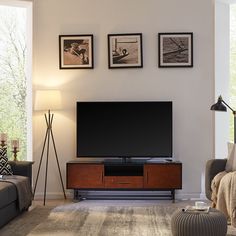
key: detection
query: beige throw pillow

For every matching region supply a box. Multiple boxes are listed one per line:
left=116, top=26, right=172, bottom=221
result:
left=225, top=142, right=236, bottom=172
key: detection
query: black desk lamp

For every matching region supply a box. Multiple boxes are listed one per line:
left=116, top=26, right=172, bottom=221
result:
left=210, top=95, right=236, bottom=143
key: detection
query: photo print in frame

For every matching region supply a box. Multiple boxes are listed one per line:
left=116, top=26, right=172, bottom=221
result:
left=158, top=32, right=193, bottom=68
left=108, top=33, right=143, bottom=69
left=59, top=35, right=94, bottom=69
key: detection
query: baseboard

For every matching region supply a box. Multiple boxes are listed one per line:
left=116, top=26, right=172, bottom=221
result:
left=176, top=192, right=205, bottom=200
left=34, top=191, right=203, bottom=201
left=33, top=191, right=73, bottom=200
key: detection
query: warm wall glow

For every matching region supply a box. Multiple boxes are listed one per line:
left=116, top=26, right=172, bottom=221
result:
left=34, top=90, right=62, bottom=111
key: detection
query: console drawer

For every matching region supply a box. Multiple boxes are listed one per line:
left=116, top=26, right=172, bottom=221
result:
left=104, top=176, right=143, bottom=188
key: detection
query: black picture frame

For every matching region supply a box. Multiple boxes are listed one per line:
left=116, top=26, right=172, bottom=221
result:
left=158, top=32, right=193, bottom=68
left=108, top=33, right=143, bottom=69
left=59, top=35, right=94, bottom=69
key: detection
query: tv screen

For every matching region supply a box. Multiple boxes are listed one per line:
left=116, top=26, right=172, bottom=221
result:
left=76, top=101, right=172, bottom=158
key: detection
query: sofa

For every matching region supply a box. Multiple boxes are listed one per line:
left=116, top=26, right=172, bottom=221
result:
left=0, top=161, right=33, bottom=228
left=205, top=158, right=227, bottom=200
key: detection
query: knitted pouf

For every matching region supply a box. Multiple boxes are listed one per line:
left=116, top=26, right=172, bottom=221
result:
left=171, top=208, right=227, bottom=236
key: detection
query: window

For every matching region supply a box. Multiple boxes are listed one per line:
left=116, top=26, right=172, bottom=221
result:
left=0, top=1, right=32, bottom=160
left=230, top=4, right=236, bottom=142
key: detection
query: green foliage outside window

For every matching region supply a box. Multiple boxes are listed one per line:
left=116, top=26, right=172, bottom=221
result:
left=0, top=6, right=27, bottom=160
left=230, top=5, right=236, bottom=142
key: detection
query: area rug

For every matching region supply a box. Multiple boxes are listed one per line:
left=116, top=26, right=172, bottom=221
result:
left=29, top=203, right=176, bottom=236
left=0, top=200, right=236, bottom=236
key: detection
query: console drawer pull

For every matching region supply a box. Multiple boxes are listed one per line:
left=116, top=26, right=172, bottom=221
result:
left=117, top=182, right=130, bottom=184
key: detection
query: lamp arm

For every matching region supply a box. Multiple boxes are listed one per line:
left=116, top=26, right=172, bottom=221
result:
left=221, top=99, right=236, bottom=115
left=221, top=98, right=236, bottom=143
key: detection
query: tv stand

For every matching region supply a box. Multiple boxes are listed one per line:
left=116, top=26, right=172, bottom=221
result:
left=66, top=160, right=182, bottom=202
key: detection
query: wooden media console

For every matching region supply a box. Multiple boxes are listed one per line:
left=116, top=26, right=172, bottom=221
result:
left=66, top=160, right=182, bottom=201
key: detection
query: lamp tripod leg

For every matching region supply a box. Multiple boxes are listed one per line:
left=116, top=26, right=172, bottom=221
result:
left=33, top=128, right=49, bottom=198
left=43, top=126, right=51, bottom=206
left=50, top=128, right=67, bottom=199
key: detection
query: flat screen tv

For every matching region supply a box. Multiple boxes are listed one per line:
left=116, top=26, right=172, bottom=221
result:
left=76, top=101, right=172, bottom=159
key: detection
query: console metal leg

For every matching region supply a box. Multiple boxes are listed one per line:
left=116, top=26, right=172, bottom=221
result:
left=171, top=190, right=175, bottom=203
left=73, top=189, right=78, bottom=200
left=73, top=189, right=82, bottom=201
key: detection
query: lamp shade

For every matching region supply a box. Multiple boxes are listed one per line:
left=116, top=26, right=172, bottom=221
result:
left=210, top=96, right=227, bottom=112
left=34, top=90, right=62, bottom=111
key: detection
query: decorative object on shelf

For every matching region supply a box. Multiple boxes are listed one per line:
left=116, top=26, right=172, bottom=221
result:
left=158, top=32, right=193, bottom=68
left=11, top=139, right=19, bottom=161
left=210, top=95, right=236, bottom=143
left=0, top=133, right=7, bottom=147
left=34, top=89, right=66, bottom=205
left=59, top=34, right=93, bottom=69
left=0, top=133, right=13, bottom=175
left=108, top=33, right=143, bottom=69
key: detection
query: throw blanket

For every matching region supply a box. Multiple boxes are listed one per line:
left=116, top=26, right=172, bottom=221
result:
left=0, top=175, right=32, bottom=211
left=211, top=171, right=236, bottom=227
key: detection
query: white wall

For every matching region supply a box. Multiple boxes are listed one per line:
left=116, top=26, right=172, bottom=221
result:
left=215, top=1, right=230, bottom=159
left=33, top=0, right=214, bottom=199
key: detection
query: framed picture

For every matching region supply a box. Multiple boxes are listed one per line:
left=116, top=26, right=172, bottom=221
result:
left=108, top=33, right=143, bottom=69
left=158, top=32, right=193, bottom=68
left=59, top=35, right=93, bottom=69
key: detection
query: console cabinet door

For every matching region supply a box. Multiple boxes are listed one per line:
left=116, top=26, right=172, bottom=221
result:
left=144, top=164, right=182, bottom=189
left=67, top=163, right=104, bottom=188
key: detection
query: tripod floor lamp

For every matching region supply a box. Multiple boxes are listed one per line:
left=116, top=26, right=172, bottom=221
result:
left=34, top=90, right=66, bottom=205
left=211, top=95, right=236, bottom=143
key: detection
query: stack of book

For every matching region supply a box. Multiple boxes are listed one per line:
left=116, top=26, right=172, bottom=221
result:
left=182, top=205, right=210, bottom=213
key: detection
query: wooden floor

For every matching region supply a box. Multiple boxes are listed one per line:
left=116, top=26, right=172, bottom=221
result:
left=29, top=198, right=72, bottom=212
left=25, top=199, right=236, bottom=236
left=0, top=199, right=235, bottom=236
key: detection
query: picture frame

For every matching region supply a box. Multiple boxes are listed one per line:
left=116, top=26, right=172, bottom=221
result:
left=59, top=35, right=94, bottom=69
left=158, top=32, right=193, bottom=68
left=108, top=33, right=143, bottom=69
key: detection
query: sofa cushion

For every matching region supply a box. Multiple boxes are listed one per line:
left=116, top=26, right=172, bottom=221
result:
left=0, top=182, right=17, bottom=209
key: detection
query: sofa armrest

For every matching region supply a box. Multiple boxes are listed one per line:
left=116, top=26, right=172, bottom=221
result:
left=9, top=161, right=34, bottom=186
left=205, top=159, right=227, bottom=200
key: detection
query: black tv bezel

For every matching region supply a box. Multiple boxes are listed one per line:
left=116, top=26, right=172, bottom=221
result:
left=76, top=101, right=173, bottom=158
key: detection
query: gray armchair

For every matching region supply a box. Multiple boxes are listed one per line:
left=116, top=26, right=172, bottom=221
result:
left=205, top=159, right=227, bottom=200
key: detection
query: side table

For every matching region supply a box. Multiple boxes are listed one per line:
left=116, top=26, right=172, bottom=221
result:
left=171, top=207, right=227, bottom=236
